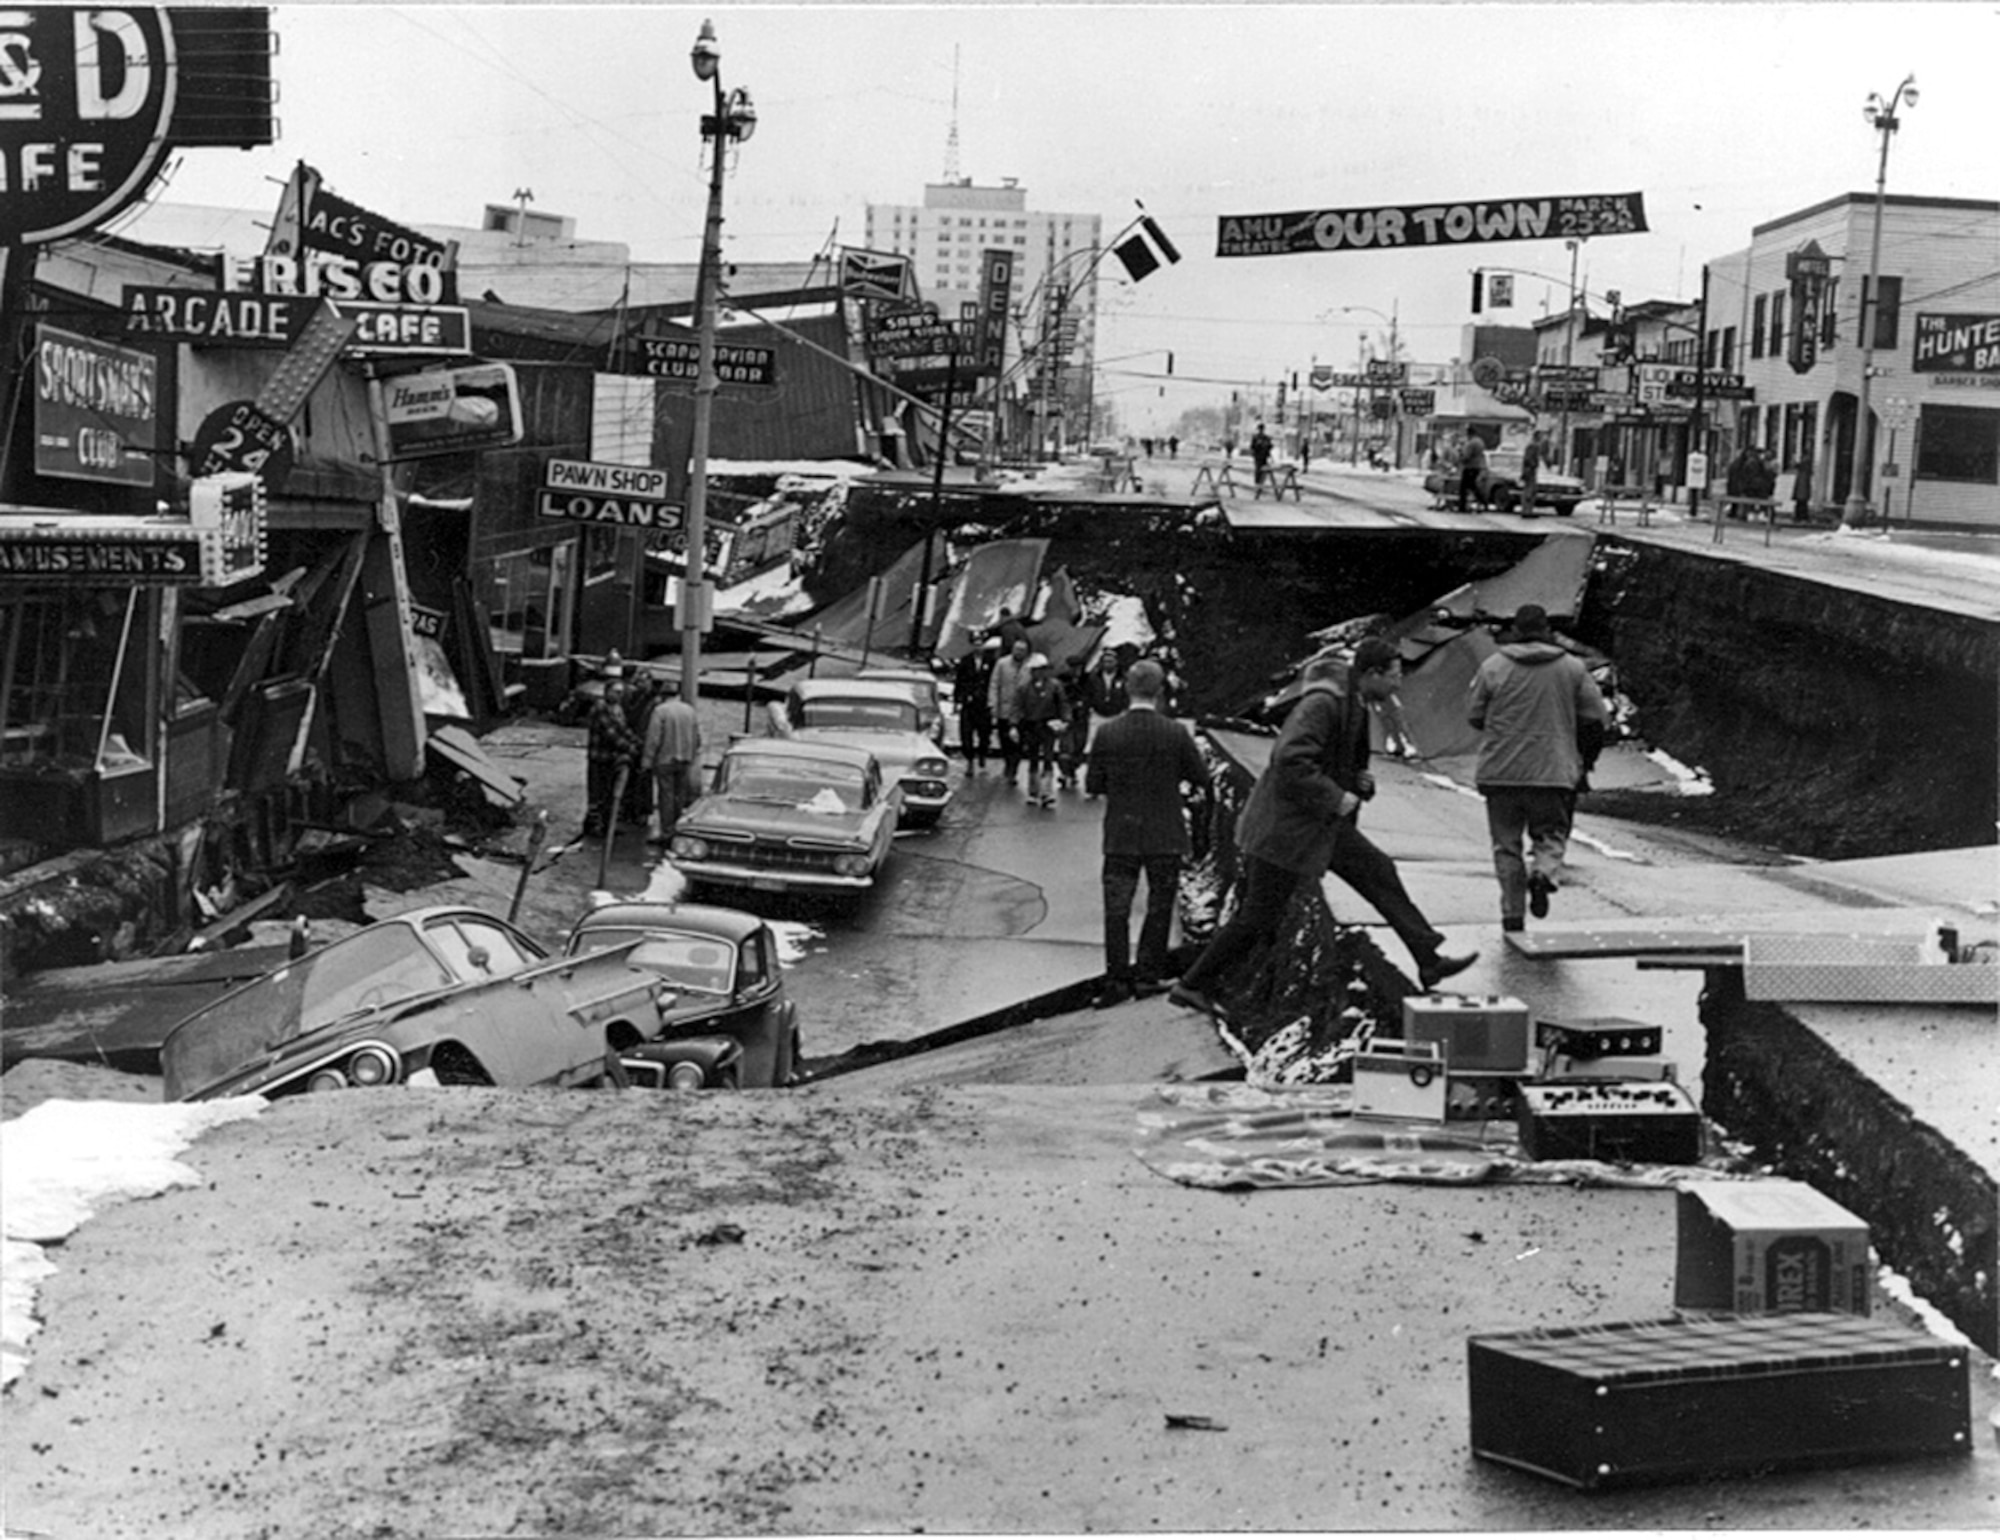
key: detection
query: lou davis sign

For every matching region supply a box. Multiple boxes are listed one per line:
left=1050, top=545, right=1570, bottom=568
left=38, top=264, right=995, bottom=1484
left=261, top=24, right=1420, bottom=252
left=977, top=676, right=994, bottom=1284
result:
left=538, top=459, right=683, bottom=529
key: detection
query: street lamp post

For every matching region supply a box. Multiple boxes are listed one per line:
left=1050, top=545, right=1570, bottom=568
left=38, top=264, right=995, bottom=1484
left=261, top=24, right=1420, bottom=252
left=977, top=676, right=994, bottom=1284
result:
left=681, top=18, right=756, bottom=707
left=1846, top=73, right=1916, bottom=530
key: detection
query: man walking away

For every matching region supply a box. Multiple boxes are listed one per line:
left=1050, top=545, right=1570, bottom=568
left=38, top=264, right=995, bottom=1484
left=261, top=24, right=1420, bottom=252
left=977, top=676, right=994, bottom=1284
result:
left=954, top=635, right=998, bottom=770
left=1170, top=642, right=1476, bottom=1016
left=1250, top=421, right=1274, bottom=487
left=641, top=688, right=703, bottom=845
left=1086, top=660, right=1209, bottom=1008
left=1466, top=604, right=1609, bottom=932
left=988, top=636, right=1032, bottom=786
left=1457, top=431, right=1489, bottom=512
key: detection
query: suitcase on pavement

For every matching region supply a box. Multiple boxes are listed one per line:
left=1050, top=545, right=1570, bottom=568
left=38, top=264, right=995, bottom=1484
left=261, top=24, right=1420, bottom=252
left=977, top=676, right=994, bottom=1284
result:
left=1467, top=1312, right=1972, bottom=1490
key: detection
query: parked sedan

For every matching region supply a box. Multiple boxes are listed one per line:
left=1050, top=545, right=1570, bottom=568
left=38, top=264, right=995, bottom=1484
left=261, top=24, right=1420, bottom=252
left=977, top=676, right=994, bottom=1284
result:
left=774, top=677, right=953, bottom=826
left=565, top=899, right=802, bottom=1087
left=1426, top=451, right=1585, bottom=515
left=160, top=905, right=739, bottom=1103
left=668, top=737, right=900, bottom=897
left=857, top=665, right=949, bottom=742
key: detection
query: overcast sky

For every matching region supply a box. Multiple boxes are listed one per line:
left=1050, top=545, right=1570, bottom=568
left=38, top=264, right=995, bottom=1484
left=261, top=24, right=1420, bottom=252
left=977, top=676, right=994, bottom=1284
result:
left=133, top=3, right=1999, bottom=433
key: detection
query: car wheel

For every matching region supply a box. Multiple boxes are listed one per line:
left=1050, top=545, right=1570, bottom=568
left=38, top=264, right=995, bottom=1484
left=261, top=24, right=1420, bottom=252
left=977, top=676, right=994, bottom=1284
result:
left=430, top=1042, right=494, bottom=1087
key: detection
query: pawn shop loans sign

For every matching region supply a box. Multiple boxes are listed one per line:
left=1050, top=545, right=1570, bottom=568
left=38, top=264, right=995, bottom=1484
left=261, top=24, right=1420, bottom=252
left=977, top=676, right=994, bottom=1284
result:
left=1216, top=191, right=1647, bottom=257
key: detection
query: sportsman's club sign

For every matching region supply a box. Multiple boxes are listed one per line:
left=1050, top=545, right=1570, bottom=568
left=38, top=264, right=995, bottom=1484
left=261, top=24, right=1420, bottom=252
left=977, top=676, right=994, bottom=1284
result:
left=1217, top=191, right=1648, bottom=257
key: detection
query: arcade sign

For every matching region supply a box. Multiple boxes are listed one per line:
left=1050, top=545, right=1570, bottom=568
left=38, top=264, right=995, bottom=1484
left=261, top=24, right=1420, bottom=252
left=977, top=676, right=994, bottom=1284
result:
left=122, top=286, right=471, bottom=355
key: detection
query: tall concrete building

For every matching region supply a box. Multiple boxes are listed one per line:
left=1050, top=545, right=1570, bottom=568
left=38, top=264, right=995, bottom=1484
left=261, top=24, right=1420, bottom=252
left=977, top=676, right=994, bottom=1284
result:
left=864, top=180, right=1105, bottom=450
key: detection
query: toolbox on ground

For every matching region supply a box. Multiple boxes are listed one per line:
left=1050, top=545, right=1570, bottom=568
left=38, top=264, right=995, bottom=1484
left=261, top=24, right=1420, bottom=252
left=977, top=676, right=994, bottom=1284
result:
left=1400, top=993, right=1531, bottom=1073
left=1351, top=1039, right=1446, bottom=1123
left=1675, top=1180, right=1871, bottom=1316
left=1516, top=1080, right=1703, bottom=1164
left=1467, top=1312, right=1970, bottom=1490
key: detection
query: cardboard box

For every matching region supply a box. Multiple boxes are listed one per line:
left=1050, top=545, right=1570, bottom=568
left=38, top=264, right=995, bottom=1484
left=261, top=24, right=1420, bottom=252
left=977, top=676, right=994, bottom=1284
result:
left=1352, top=1039, right=1446, bottom=1123
left=1400, top=993, right=1531, bottom=1073
left=1468, top=1313, right=1971, bottom=1490
left=1675, top=1180, right=1871, bottom=1316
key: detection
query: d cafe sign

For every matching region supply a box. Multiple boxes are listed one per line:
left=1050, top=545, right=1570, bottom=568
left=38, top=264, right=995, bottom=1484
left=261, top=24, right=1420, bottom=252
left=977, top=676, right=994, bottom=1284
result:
left=1, top=8, right=177, bottom=244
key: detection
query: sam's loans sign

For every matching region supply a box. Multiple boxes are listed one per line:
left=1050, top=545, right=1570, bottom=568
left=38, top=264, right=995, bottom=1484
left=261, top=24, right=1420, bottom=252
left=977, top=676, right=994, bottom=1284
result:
left=1217, top=191, right=1647, bottom=258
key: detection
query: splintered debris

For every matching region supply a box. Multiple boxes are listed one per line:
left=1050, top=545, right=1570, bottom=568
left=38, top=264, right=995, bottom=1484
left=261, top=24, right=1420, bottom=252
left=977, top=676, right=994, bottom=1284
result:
left=1165, top=1413, right=1228, bottom=1432
left=692, top=1222, right=747, bottom=1247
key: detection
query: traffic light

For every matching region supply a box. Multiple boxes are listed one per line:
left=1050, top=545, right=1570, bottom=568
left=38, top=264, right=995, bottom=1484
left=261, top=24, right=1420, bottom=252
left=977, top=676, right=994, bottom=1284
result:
left=1166, top=351, right=1174, bottom=375
left=1471, top=271, right=1485, bottom=314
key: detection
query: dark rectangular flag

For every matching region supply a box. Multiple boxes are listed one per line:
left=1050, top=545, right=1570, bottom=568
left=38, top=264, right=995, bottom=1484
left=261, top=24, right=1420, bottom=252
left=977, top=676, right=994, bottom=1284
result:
left=1114, top=216, right=1182, bottom=283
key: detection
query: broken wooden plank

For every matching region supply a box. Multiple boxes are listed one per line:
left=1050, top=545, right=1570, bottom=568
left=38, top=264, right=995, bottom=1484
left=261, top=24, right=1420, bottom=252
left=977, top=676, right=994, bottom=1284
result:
left=1505, top=928, right=1747, bottom=960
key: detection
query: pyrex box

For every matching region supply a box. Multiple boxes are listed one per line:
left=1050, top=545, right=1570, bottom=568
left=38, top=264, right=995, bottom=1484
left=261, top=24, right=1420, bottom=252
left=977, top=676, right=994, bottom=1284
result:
left=1400, top=993, right=1531, bottom=1074
left=1675, top=1179, right=1872, bottom=1316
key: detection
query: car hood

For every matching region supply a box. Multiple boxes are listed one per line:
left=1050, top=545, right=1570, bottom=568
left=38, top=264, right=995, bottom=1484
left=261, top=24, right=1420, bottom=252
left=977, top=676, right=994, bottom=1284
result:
left=681, top=791, right=876, bottom=844
left=791, top=726, right=940, bottom=773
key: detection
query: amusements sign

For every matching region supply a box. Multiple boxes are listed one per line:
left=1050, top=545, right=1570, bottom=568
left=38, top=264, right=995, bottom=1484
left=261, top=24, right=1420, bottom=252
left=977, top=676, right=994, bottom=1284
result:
left=1216, top=192, right=1647, bottom=258
left=1912, top=313, right=2000, bottom=384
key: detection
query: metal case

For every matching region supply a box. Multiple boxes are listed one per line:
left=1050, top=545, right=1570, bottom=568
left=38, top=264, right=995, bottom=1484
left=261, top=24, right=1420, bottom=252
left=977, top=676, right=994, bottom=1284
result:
left=1468, top=1312, right=1969, bottom=1490
left=1516, top=1080, right=1703, bottom=1164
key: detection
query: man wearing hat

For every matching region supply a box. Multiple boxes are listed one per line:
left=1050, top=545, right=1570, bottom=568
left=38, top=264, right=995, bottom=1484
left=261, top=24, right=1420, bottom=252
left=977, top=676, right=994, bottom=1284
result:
left=584, top=663, right=642, bottom=840
left=1466, top=604, right=1609, bottom=930
left=987, top=636, right=1033, bottom=787
left=953, top=633, right=999, bottom=771
left=1014, top=652, right=1069, bottom=808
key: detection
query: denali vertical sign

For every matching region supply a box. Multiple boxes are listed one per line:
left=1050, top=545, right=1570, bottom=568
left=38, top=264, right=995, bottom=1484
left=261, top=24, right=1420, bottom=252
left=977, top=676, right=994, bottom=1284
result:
left=974, top=248, right=1015, bottom=372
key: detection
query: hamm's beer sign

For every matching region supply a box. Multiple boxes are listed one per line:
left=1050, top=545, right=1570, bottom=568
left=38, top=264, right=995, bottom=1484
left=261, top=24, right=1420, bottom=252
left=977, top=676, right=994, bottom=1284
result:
left=1217, top=191, right=1648, bottom=257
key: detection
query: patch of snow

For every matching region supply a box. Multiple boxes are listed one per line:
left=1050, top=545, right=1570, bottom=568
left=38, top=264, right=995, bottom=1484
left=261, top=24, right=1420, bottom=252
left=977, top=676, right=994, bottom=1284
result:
left=1875, top=1263, right=1973, bottom=1349
left=1096, top=594, right=1155, bottom=653
left=1568, top=828, right=1647, bottom=864
left=1646, top=747, right=1715, bottom=796
left=3, top=1097, right=266, bottom=1387
left=767, top=919, right=824, bottom=967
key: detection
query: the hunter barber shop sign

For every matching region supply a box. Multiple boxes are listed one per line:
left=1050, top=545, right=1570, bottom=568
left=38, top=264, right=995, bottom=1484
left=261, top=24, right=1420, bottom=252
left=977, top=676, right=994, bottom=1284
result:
left=2, top=7, right=275, bottom=245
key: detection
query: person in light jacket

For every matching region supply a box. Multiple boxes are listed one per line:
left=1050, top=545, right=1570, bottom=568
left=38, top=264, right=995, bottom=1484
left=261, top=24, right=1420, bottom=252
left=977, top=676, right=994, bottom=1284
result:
left=1466, top=604, right=1609, bottom=931
left=988, top=636, right=1032, bottom=786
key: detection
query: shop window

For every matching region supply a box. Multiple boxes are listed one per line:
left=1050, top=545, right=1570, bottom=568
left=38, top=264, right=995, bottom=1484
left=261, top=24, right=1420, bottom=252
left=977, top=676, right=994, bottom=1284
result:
left=1720, top=327, right=1736, bottom=373
left=1767, top=292, right=1785, bottom=357
left=1751, top=296, right=1767, bottom=359
left=1821, top=278, right=1840, bottom=346
left=0, top=591, right=156, bottom=772
left=1914, top=404, right=1999, bottom=483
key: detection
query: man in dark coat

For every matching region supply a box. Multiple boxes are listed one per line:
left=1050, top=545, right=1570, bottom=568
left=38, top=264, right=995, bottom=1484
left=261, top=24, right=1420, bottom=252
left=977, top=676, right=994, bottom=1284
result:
left=1084, top=660, right=1209, bottom=1008
left=584, top=668, right=642, bottom=839
left=953, top=635, right=998, bottom=770
left=1169, top=640, right=1476, bottom=1016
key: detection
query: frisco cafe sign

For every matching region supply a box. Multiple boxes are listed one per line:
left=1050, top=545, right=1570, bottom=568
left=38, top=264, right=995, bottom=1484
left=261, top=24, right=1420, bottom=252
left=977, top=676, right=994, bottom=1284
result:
left=1216, top=191, right=1648, bottom=257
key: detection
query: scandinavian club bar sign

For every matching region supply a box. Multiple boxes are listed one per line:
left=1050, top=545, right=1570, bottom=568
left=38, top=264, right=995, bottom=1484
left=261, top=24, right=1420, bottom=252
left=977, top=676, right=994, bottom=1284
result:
left=1216, top=191, right=1648, bottom=257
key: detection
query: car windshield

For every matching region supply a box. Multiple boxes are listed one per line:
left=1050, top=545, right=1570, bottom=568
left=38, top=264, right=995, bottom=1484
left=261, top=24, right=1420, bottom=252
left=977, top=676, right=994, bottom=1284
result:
left=570, top=927, right=736, bottom=994
left=160, top=924, right=456, bottom=1099
left=799, top=697, right=919, bottom=732
left=722, top=753, right=868, bottom=811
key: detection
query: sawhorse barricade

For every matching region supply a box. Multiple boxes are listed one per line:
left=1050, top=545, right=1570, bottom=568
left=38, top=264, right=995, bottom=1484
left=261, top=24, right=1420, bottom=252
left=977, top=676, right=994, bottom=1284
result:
left=1595, top=486, right=1656, bottom=527
left=1711, top=496, right=1779, bottom=545
left=1254, top=464, right=1303, bottom=501
left=1191, top=462, right=1242, bottom=499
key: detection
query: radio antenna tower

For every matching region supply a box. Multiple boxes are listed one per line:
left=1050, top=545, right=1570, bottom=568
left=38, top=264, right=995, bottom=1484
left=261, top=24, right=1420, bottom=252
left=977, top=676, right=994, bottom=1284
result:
left=942, top=46, right=962, bottom=181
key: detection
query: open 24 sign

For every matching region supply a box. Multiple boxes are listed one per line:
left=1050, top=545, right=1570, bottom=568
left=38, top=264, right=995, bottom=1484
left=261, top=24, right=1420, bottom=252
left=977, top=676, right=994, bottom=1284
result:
left=189, top=399, right=296, bottom=492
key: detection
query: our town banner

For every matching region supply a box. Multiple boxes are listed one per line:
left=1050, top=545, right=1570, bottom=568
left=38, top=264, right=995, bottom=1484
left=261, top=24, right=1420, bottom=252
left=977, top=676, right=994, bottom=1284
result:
left=1216, top=192, right=1648, bottom=257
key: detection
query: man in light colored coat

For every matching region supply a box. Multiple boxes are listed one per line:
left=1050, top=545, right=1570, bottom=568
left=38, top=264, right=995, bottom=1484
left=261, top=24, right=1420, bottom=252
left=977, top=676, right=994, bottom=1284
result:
left=641, top=691, right=703, bottom=844
left=987, top=636, right=1032, bottom=787
left=1466, top=604, right=1609, bottom=931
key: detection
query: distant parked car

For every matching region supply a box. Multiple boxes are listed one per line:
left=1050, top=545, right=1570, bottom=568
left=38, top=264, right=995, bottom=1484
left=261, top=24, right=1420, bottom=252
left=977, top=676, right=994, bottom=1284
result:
left=566, top=899, right=803, bottom=1087
left=774, top=677, right=953, bottom=825
left=160, top=905, right=740, bottom=1103
left=1426, top=450, right=1585, bottom=515
left=668, top=737, right=900, bottom=897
